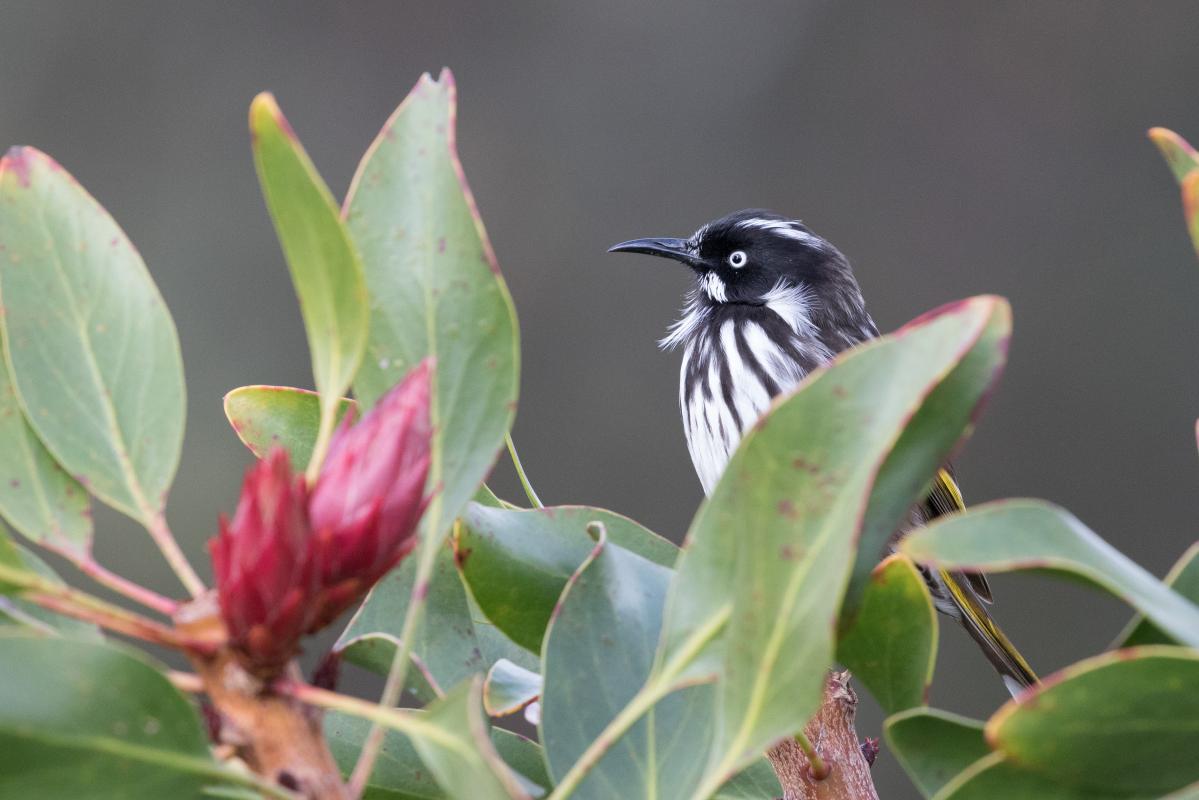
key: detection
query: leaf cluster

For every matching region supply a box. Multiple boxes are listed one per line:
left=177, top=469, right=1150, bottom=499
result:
left=0, top=76, right=1197, bottom=799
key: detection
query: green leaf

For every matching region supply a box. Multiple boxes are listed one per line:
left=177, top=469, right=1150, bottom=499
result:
left=336, top=540, right=536, bottom=702
left=540, top=531, right=713, bottom=799
left=489, top=730, right=551, bottom=797
left=1150, top=128, right=1199, bottom=182
left=0, top=635, right=238, bottom=799
left=344, top=69, right=519, bottom=546
left=934, top=753, right=1138, bottom=800
left=837, top=554, right=938, bottom=714
left=987, top=646, right=1199, bottom=796
left=656, top=297, right=1011, bottom=785
left=456, top=502, right=676, bottom=652
left=326, top=711, right=549, bottom=799
left=712, top=760, right=783, bottom=799
left=224, top=385, right=356, bottom=466
left=900, top=500, right=1199, bottom=648
left=1116, top=541, right=1199, bottom=647
left=0, top=147, right=185, bottom=524
left=249, top=93, right=369, bottom=476
left=408, top=677, right=531, bottom=799
left=884, top=708, right=990, bottom=799
left=0, top=534, right=100, bottom=640
left=0, top=341, right=91, bottom=557
left=483, top=659, right=541, bottom=717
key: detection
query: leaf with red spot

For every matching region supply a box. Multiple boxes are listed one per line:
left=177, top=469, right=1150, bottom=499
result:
left=343, top=69, right=519, bottom=550
left=0, top=338, right=91, bottom=558
left=0, top=147, right=184, bottom=527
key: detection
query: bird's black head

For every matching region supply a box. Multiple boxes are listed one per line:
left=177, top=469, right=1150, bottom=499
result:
left=608, top=209, right=854, bottom=307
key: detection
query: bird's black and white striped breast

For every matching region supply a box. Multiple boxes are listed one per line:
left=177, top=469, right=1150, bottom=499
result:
left=670, top=296, right=833, bottom=494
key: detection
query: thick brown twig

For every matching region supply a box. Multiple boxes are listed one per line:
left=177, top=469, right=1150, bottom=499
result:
left=766, top=672, right=879, bottom=800
left=176, top=594, right=348, bottom=800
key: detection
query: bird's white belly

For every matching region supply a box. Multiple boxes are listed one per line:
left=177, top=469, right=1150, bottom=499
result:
left=680, top=319, right=813, bottom=494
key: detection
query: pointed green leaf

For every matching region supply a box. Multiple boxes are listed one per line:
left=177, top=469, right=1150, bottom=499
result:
left=0, top=341, right=90, bottom=557
left=0, top=635, right=243, bottom=799
left=1116, top=541, right=1199, bottom=647
left=885, top=708, right=990, bottom=799
left=224, top=385, right=356, bottom=466
left=344, top=69, right=519, bottom=547
left=541, top=531, right=713, bottom=799
left=409, top=677, right=530, bottom=799
left=987, top=646, right=1199, bottom=796
left=456, top=502, right=676, bottom=652
left=656, top=297, right=1011, bottom=785
left=0, top=147, right=185, bottom=524
left=325, top=711, right=550, bottom=799
left=250, top=93, right=369, bottom=472
left=900, top=500, right=1199, bottom=648
left=838, top=554, right=938, bottom=713
left=0, top=533, right=100, bottom=640
left=1150, top=129, right=1199, bottom=261
left=336, top=540, right=536, bottom=702
left=483, top=659, right=541, bottom=717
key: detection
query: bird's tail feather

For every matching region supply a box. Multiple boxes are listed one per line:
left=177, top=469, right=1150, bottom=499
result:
left=940, top=568, right=1038, bottom=697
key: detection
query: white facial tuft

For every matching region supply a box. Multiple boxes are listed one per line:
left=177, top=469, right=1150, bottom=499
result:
left=700, top=271, right=728, bottom=303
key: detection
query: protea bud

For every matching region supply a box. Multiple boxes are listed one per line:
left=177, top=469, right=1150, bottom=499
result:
left=209, top=448, right=317, bottom=677
left=307, top=359, right=433, bottom=630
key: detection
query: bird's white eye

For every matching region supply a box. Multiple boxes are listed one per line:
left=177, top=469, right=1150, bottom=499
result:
left=727, top=250, right=748, bottom=268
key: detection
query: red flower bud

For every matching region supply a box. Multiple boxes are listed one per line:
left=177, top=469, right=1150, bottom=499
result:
left=209, top=361, right=434, bottom=674
left=307, top=359, right=433, bottom=629
left=209, top=448, right=318, bottom=677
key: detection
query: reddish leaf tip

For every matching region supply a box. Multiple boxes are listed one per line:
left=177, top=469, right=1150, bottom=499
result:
left=1, top=146, right=33, bottom=187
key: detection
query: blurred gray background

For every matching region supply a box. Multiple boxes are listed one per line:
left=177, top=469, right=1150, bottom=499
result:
left=5, top=2, right=1199, bottom=796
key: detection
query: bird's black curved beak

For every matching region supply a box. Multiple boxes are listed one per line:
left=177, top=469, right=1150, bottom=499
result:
left=608, top=237, right=706, bottom=269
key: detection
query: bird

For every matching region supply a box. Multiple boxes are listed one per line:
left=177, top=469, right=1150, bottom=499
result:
left=609, top=208, right=1037, bottom=696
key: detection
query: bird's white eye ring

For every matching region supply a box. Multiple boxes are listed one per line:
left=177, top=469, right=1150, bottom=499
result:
left=728, top=250, right=747, bottom=268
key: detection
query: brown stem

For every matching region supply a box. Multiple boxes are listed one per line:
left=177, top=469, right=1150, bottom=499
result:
left=26, top=592, right=205, bottom=650
left=177, top=595, right=349, bottom=800
left=0, top=559, right=207, bottom=651
left=766, top=672, right=879, bottom=800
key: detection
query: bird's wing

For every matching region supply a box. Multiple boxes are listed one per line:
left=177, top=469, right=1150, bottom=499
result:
left=921, top=467, right=992, bottom=603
